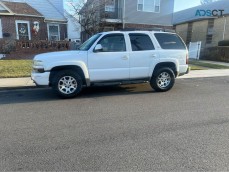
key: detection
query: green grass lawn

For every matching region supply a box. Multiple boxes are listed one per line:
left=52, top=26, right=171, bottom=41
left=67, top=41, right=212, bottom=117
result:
left=0, top=60, right=33, bottom=78
left=189, top=60, right=229, bottom=69
left=189, top=64, right=206, bottom=70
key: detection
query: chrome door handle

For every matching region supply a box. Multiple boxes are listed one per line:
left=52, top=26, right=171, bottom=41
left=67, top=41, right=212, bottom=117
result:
left=151, top=54, right=157, bottom=58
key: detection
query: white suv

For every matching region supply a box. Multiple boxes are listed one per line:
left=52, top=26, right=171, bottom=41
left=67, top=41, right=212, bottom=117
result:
left=32, top=31, right=189, bottom=98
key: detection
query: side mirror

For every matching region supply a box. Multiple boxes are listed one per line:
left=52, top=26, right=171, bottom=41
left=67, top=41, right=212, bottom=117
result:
left=94, top=44, right=103, bottom=52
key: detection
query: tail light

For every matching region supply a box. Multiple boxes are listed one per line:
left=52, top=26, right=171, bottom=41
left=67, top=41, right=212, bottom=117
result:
left=186, top=53, right=189, bottom=64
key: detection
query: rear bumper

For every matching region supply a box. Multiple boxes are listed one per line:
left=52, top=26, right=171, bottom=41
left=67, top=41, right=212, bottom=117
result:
left=31, top=71, right=50, bottom=86
left=178, top=65, right=190, bottom=76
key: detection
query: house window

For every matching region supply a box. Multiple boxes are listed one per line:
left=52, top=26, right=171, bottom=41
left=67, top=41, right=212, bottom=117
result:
left=105, top=0, right=115, bottom=12
left=137, top=0, right=160, bottom=13
left=15, top=20, right=31, bottom=40
left=154, top=0, right=160, bottom=12
left=48, top=24, right=60, bottom=41
left=206, top=19, right=214, bottom=44
left=0, top=19, right=2, bottom=38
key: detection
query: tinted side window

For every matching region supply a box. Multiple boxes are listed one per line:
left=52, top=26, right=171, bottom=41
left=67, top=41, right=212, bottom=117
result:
left=97, top=34, right=126, bottom=52
left=129, top=34, right=155, bottom=51
left=154, top=33, right=186, bottom=50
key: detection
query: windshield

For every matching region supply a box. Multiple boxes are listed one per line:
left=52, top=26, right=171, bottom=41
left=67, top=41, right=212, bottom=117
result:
left=78, top=34, right=102, bottom=51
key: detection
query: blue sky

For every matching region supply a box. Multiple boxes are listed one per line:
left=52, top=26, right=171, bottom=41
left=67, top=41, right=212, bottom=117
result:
left=174, top=0, right=201, bottom=12
left=65, top=0, right=201, bottom=12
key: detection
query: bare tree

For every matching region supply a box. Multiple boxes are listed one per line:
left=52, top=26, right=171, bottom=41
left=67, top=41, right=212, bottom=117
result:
left=200, top=0, right=218, bottom=4
left=65, top=0, right=109, bottom=38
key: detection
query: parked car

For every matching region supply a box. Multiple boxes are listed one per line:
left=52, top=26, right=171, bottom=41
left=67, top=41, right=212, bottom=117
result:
left=32, top=31, right=189, bottom=98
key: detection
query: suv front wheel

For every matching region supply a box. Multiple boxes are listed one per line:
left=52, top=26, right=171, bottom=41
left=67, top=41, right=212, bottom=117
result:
left=150, top=67, right=175, bottom=92
left=52, top=70, right=83, bottom=98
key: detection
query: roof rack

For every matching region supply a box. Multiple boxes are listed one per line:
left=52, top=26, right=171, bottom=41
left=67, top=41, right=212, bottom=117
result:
left=116, top=28, right=175, bottom=32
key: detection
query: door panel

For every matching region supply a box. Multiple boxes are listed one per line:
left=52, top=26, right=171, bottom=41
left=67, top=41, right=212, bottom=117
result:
left=129, top=51, right=158, bottom=79
left=88, top=34, right=129, bottom=82
left=128, top=33, right=158, bottom=79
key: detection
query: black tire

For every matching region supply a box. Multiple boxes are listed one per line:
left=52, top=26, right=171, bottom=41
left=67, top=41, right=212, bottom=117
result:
left=52, top=70, right=83, bottom=98
left=150, top=67, right=175, bottom=92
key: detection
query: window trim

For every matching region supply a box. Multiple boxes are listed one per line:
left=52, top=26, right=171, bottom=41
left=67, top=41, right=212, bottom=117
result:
left=15, top=20, right=31, bottom=40
left=154, top=0, right=160, bottom=13
left=47, top=23, right=60, bottom=41
left=137, top=0, right=144, bottom=11
left=0, top=18, right=2, bottom=38
left=137, top=0, right=160, bottom=13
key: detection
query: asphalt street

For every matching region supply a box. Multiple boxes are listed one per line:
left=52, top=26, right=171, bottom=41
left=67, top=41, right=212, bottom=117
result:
left=0, top=76, right=229, bottom=171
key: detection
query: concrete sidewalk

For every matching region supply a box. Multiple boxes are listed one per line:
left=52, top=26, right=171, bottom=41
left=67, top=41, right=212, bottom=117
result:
left=0, top=69, right=229, bottom=90
left=179, top=69, right=229, bottom=79
left=0, top=77, right=35, bottom=89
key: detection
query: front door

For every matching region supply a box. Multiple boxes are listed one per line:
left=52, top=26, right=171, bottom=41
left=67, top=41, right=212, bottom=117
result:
left=88, top=33, right=129, bottom=82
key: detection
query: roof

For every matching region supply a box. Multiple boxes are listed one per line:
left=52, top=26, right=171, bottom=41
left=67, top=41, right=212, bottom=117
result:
left=0, top=1, right=43, bottom=17
left=173, top=0, right=229, bottom=25
left=25, top=0, right=66, bottom=22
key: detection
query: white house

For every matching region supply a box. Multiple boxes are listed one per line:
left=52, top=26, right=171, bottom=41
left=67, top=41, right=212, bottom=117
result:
left=64, top=11, right=81, bottom=41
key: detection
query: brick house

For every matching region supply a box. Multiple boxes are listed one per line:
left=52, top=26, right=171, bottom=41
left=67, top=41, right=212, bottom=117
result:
left=0, top=0, right=67, bottom=41
left=0, top=1, right=47, bottom=41
left=0, top=0, right=69, bottom=59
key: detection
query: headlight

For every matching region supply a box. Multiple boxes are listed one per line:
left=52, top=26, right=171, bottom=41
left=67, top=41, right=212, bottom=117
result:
left=33, top=60, right=45, bottom=73
left=33, top=60, right=43, bottom=67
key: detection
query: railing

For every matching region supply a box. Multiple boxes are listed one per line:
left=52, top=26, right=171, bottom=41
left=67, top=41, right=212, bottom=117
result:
left=0, top=39, right=70, bottom=59
left=0, top=40, right=70, bottom=53
left=15, top=40, right=69, bottom=52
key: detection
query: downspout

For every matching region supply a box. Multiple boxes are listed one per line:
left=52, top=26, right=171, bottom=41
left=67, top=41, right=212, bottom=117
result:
left=122, top=0, right=125, bottom=29
left=223, top=16, right=227, bottom=40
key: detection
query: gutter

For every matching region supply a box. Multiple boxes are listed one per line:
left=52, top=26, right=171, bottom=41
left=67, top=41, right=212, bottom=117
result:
left=15, top=14, right=44, bottom=18
left=44, top=19, right=68, bottom=24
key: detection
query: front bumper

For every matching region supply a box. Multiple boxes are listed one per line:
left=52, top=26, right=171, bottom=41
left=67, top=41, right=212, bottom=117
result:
left=31, top=71, right=50, bottom=86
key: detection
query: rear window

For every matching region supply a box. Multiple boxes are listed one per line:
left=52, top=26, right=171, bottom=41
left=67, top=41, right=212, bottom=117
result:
left=154, top=33, right=186, bottom=50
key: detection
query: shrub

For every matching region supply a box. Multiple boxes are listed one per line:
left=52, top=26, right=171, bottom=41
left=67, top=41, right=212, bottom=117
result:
left=218, top=40, right=229, bottom=46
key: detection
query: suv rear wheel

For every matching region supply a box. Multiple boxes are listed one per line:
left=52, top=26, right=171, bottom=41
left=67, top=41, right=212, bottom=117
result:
left=52, top=70, right=82, bottom=98
left=150, top=67, right=175, bottom=92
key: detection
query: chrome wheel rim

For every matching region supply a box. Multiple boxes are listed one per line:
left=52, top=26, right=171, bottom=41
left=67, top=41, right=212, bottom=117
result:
left=157, top=72, right=171, bottom=89
left=58, top=76, right=77, bottom=94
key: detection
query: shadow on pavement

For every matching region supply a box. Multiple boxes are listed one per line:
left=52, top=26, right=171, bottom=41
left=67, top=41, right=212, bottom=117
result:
left=0, top=83, right=158, bottom=105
